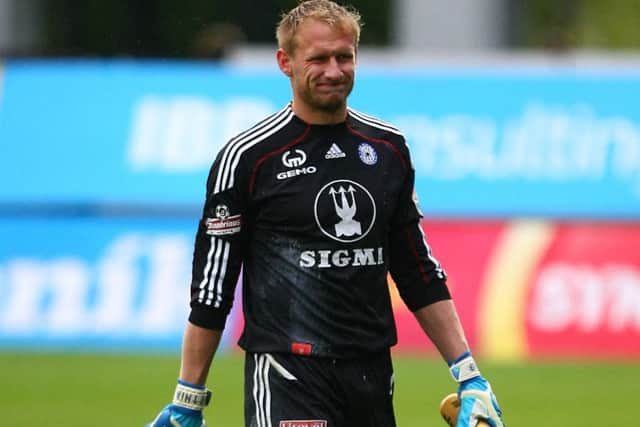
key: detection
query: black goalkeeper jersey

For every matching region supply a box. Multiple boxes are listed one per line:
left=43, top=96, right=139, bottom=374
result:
left=188, top=103, right=450, bottom=358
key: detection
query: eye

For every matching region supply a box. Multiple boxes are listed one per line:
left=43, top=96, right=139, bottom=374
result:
left=334, top=51, right=354, bottom=62
left=307, top=55, right=328, bottom=63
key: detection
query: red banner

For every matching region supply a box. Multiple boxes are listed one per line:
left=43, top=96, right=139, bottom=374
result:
left=392, top=220, right=640, bottom=360
left=391, top=221, right=506, bottom=353
left=525, top=223, right=640, bottom=358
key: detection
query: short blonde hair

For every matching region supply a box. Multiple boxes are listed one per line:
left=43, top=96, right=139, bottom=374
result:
left=276, top=0, right=362, bottom=54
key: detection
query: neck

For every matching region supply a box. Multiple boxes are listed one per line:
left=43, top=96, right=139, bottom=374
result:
left=291, top=99, right=347, bottom=125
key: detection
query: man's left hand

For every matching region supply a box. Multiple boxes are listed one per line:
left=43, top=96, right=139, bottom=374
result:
left=448, top=352, right=505, bottom=427
left=456, top=375, right=504, bottom=427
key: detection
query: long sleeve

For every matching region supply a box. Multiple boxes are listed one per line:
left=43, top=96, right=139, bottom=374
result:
left=188, top=142, right=251, bottom=330
left=388, top=166, right=451, bottom=311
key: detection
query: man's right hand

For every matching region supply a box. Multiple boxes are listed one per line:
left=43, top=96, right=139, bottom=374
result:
left=146, top=404, right=206, bottom=427
left=146, top=380, right=211, bottom=427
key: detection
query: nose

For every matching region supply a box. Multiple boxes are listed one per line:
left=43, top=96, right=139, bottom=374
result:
left=324, top=57, right=343, bottom=80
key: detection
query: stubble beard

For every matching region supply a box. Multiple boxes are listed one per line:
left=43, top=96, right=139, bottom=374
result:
left=302, top=80, right=353, bottom=114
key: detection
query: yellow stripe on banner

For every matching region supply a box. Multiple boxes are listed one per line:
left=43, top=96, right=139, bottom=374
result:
left=479, top=220, right=554, bottom=361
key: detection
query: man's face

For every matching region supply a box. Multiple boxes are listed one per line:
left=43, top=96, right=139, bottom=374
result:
left=283, top=19, right=356, bottom=114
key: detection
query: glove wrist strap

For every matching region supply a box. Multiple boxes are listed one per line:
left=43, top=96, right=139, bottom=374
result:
left=449, top=354, right=481, bottom=383
left=173, top=381, right=212, bottom=411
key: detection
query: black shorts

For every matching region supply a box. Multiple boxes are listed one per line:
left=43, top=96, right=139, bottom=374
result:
left=244, top=350, right=396, bottom=427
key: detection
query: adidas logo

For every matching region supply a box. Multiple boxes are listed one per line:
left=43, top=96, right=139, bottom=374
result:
left=324, top=143, right=346, bottom=159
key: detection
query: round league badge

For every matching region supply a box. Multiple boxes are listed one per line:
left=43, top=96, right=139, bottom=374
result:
left=358, top=142, right=378, bottom=165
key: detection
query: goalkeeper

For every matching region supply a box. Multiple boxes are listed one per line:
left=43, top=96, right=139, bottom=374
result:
left=147, top=1, right=505, bottom=426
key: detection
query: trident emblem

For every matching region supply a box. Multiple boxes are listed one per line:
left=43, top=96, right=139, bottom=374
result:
left=329, top=185, right=362, bottom=237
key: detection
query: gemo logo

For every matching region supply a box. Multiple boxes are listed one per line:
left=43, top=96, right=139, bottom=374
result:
left=282, top=149, right=307, bottom=167
left=277, top=166, right=317, bottom=180
left=0, top=234, right=191, bottom=335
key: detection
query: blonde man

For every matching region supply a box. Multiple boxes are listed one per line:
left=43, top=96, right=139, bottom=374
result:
left=148, top=1, right=505, bottom=426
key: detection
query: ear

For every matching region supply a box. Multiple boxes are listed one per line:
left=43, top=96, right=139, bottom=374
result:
left=276, top=48, right=293, bottom=77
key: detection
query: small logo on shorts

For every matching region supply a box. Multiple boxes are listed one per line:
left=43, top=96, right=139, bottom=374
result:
left=279, top=421, right=327, bottom=427
left=291, top=342, right=312, bottom=356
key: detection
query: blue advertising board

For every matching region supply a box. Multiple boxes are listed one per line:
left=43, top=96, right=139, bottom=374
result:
left=1, top=60, right=640, bottom=218
left=0, top=217, right=240, bottom=351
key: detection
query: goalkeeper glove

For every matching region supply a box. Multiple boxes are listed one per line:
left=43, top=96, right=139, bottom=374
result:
left=146, top=380, right=211, bottom=427
left=448, top=352, right=505, bottom=427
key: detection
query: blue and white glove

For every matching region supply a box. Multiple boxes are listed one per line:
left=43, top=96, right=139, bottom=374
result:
left=449, top=352, right=505, bottom=427
left=146, top=380, right=211, bottom=427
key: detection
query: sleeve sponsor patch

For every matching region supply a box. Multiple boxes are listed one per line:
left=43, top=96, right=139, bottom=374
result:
left=205, top=214, right=242, bottom=235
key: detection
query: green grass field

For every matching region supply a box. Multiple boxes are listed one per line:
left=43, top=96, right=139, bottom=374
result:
left=1, top=351, right=637, bottom=426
